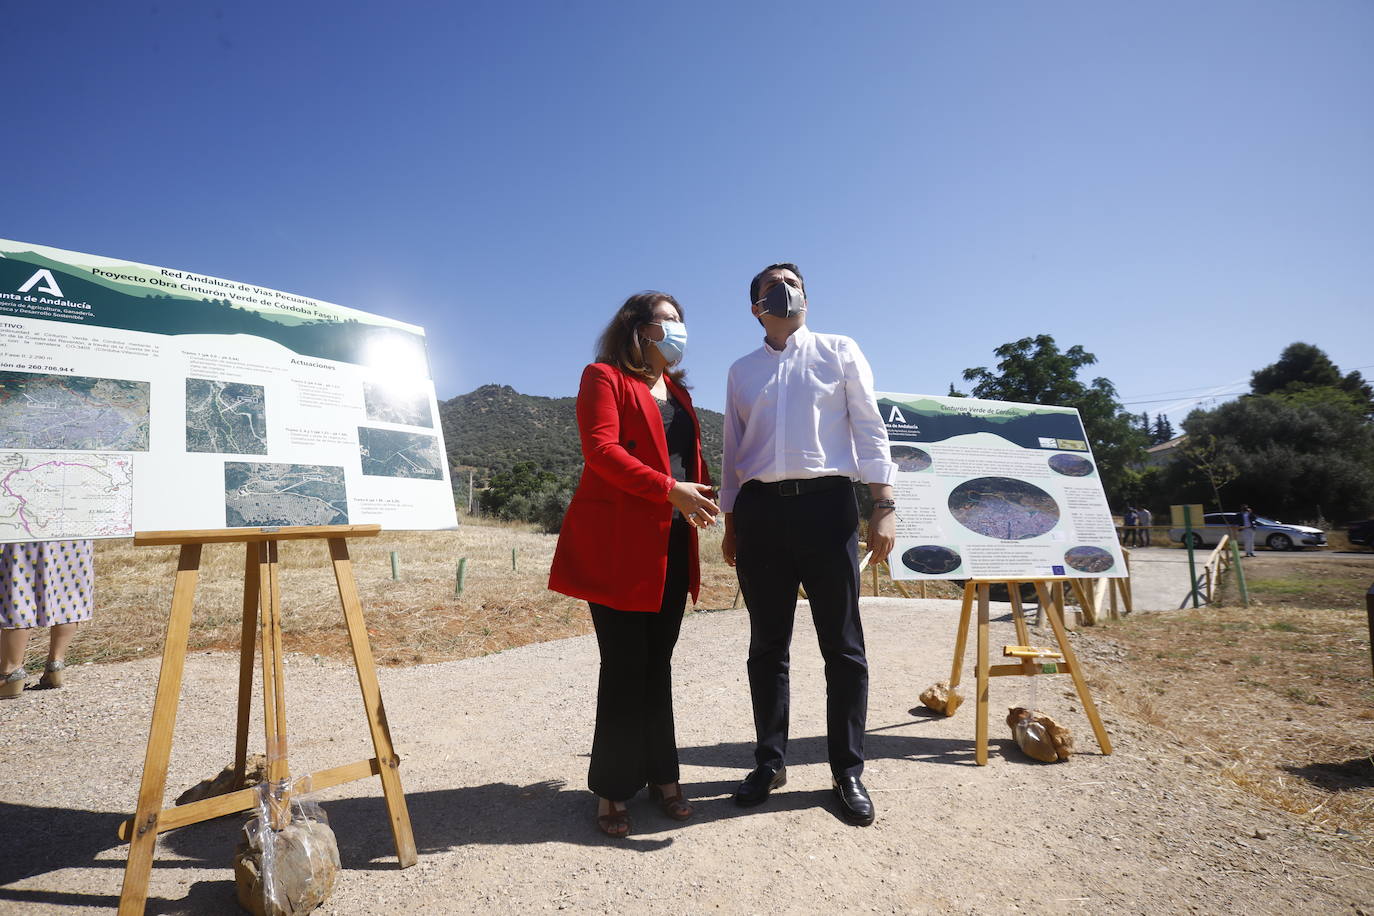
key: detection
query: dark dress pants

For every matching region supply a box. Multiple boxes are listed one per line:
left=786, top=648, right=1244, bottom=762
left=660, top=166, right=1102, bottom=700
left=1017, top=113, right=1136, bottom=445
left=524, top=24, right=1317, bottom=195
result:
left=734, top=481, right=867, bottom=779
left=587, top=518, right=689, bottom=801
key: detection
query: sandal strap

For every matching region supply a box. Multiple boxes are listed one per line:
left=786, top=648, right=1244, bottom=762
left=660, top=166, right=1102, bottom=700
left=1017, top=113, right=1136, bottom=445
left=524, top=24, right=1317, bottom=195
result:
left=45, top=660, right=65, bottom=673
left=3, top=667, right=27, bottom=683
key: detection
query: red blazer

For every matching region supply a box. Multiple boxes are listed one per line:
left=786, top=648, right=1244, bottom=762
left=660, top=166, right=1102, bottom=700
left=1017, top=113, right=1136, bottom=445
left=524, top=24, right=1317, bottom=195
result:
left=549, top=362, right=711, bottom=612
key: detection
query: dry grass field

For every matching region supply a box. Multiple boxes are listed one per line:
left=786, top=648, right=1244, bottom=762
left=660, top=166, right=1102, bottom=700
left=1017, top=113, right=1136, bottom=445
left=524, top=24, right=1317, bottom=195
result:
left=1081, top=553, right=1374, bottom=847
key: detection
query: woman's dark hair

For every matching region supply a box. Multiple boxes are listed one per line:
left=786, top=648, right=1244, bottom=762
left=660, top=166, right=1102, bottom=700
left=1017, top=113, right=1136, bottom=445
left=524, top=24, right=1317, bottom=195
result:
left=749, top=262, right=805, bottom=304
left=594, top=291, right=688, bottom=385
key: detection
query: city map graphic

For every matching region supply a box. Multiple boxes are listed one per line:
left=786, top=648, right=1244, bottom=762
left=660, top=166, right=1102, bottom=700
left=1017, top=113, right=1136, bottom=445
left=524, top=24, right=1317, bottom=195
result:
left=185, top=378, right=268, bottom=454
left=357, top=427, right=443, bottom=480
left=363, top=382, right=434, bottom=428
left=0, top=371, right=150, bottom=451
left=224, top=462, right=348, bottom=527
left=948, top=477, right=1061, bottom=540
left=0, top=451, right=134, bottom=541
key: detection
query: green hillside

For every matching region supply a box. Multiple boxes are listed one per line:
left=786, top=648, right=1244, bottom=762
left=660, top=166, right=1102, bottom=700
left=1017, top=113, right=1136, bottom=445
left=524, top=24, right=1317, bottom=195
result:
left=439, top=382, right=725, bottom=488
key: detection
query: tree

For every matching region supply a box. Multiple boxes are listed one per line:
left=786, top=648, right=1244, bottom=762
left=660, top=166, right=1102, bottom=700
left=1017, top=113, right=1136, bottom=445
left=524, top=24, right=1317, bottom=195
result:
left=1150, top=414, right=1175, bottom=445
left=1251, top=342, right=1373, bottom=418
left=478, top=461, right=575, bottom=532
left=1163, top=395, right=1374, bottom=522
left=962, top=335, right=1148, bottom=503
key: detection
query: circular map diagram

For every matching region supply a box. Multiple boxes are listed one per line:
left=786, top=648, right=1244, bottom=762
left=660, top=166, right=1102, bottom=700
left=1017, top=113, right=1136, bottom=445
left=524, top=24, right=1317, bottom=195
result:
left=900, top=545, right=962, bottom=575
left=1048, top=453, right=1095, bottom=477
left=890, top=445, right=932, bottom=472
left=947, top=477, right=1060, bottom=540
left=1065, top=545, right=1114, bottom=573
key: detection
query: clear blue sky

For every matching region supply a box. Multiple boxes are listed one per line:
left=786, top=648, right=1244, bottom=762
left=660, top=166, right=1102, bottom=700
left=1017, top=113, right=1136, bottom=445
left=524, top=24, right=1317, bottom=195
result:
left=7, top=1, right=1371, bottom=424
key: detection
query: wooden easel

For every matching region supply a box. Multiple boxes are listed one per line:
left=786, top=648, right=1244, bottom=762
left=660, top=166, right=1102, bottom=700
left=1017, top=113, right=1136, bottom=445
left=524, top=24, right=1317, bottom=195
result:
left=116, top=525, right=417, bottom=915
left=941, top=577, right=1113, bottom=765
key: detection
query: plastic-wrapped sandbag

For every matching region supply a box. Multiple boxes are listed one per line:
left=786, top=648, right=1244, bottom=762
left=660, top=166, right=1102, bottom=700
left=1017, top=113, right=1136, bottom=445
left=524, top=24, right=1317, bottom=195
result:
left=1005, top=706, right=1074, bottom=762
left=234, top=778, right=340, bottom=916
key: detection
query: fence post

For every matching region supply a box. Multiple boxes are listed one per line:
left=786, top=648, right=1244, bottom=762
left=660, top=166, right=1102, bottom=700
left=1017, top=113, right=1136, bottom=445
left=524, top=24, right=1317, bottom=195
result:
left=1229, top=539, right=1249, bottom=607
left=456, top=558, right=467, bottom=596
left=511, top=547, right=517, bottom=571
left=1184, top=505, right=1202, bottom=608
left=390, top=551, right=399, bottom=580
left=1366, top=582, right=1374, bottom=680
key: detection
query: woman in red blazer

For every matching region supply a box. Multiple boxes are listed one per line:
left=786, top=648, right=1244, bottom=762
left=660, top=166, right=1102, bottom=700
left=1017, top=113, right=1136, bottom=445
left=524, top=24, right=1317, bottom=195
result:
left=549, top=291, right=718, bottom=838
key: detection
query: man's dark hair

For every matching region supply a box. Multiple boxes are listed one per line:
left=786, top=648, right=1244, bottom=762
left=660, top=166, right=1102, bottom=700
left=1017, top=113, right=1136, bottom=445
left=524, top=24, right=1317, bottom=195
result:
left=749, top=262, right=805, bottom=305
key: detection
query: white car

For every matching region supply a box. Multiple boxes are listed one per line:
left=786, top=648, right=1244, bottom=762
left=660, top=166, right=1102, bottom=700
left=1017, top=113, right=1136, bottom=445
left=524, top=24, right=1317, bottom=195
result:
left=1168, top=512, right=1327, bottom=551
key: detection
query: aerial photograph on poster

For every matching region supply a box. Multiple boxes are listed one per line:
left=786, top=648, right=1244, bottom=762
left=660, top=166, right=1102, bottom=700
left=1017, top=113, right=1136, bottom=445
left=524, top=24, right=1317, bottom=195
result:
left=1048, top=453, right=1095, bottom=477
left=1064, top=545, right=1116, bottom=573
left=0, top=371, right=150, bottom=451
left=363, top=381, right=434, bottom=428
left=948, top=477, right=1061, bottom=540
left=357, top=427, right=444, bottom=480
left=224, top=461, right=349, bottom=527
left=900, top=544, right=963, bottom=575
left=877, top=392, right=1126, bottom=579
left=890, top=444, right=932, bottom=472
left=185, top=378, right=268, bottom=455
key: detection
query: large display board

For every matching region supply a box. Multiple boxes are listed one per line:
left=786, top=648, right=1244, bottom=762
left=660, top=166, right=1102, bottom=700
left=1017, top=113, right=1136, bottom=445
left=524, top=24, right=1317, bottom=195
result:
left=876, top=392, right=1125, bottom=580
left=0, top=239, right=457, bottom=542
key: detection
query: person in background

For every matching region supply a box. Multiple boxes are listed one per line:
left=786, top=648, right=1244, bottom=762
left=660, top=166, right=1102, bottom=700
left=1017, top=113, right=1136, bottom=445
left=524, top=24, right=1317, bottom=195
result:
left=1138, top=505, right=1153, bottom=547
left=1121, top=506, right=1139, bottom=547
left=548, top=291, right=717, bottom=839
left=720, top=262, right=896, bottom=827
left=1238, top=504, right=1258, bottom=557
left=1, top=540, right=95, bottom=698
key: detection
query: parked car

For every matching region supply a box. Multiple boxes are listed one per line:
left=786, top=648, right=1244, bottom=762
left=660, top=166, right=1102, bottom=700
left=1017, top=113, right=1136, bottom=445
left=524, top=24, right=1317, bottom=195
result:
left=1168, top=512, right=1327, bottom=551
left=1346, top=519, right=1374, bottom=548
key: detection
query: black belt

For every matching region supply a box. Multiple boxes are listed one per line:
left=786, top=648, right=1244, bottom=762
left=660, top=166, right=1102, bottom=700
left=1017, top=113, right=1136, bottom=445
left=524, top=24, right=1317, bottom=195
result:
left=743, top=476, right=850, bottom=497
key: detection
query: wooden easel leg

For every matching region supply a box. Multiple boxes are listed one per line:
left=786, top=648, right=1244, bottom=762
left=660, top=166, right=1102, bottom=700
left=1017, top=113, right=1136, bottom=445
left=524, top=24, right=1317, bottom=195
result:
left=118, top=544, right=202, bottom=916
left=1007, top=583, right=1031, bottom=646
left=948, top=582, right=976, bottom=693
left=975, top=583, right=991, bottom=765
left=1043, top=585, right=1113, bottom=756
left=329, top=537, right=418, bottom=868
left=233, top=542, right=260, bottom=785
left=258, top=540, right=291, bottom=829
left=1070, top=579, right=1097, bottom=626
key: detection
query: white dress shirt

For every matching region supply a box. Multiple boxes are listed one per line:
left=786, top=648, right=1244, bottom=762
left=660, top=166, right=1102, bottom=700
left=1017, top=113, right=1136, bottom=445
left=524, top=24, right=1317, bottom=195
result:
left=721, top=325, right=896, bottom=513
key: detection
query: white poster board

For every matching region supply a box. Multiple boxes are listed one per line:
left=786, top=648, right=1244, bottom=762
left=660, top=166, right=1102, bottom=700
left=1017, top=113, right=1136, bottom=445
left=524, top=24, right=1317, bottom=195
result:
left=0, top=239, right=458, bottom=542
left=876, top=392, right=1125, bottom=580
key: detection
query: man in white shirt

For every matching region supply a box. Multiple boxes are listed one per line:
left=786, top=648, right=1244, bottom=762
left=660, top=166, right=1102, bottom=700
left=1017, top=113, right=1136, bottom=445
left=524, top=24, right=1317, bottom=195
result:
left=720, top=262, right=896, bottom=826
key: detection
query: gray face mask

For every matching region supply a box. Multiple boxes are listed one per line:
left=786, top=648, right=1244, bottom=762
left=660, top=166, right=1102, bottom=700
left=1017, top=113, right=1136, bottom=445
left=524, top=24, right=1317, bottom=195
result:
left=761, top=279, right=805, bottom=318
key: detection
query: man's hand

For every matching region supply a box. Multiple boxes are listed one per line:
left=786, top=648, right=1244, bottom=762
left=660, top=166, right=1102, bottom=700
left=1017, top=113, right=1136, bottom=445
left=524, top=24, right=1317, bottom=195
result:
left=868, top=506, right=895, bottom=565
left=722, top=513, right=737, bottom=567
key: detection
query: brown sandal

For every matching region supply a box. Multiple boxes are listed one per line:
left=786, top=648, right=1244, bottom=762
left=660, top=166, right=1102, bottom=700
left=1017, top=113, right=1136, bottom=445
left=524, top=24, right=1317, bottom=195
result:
left=650, top=783, right=694, bottom=821
left=596, top=800, right=630, bottom=838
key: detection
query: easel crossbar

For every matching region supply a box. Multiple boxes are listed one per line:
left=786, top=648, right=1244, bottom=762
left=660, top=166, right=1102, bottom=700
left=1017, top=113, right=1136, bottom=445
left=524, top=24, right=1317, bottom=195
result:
left=117, top=757, right=383, bottom=840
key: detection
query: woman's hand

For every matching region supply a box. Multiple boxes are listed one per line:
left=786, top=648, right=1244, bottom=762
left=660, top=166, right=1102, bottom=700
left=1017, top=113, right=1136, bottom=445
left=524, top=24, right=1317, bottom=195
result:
left=669, top=481, right=719, bottom=528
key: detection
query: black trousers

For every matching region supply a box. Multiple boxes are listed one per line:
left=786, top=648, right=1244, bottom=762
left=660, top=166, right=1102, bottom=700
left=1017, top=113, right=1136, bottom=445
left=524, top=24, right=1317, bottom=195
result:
left=587, top=518, right=689, bottom=801
left=734, top=480, right=867, bottom=779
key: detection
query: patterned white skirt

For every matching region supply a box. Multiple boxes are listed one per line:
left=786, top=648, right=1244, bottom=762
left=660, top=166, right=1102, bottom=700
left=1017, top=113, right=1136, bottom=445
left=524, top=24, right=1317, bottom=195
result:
left=0, top=540, right=95, bottom=629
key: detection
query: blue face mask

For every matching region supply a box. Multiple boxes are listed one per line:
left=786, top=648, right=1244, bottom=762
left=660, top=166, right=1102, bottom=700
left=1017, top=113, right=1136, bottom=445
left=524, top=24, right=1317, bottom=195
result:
left=648, top=320, right=688, bottom=365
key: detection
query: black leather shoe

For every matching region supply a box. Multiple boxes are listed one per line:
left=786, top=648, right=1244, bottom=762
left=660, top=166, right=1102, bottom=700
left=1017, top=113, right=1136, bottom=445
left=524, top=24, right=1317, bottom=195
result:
left=733, top=765, right=787, bottom=807
left=833, top=775, right=875, bottom=826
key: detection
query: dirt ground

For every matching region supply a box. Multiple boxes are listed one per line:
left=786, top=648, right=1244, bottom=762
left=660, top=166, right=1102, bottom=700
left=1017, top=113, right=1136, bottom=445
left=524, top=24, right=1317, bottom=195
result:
left=4, top=591, right=1373, bottom=915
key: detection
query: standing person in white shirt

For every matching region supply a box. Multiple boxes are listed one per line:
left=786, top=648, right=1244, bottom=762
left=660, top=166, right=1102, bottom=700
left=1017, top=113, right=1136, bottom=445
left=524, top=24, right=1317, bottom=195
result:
left=720, top=262, right=897, bottom=826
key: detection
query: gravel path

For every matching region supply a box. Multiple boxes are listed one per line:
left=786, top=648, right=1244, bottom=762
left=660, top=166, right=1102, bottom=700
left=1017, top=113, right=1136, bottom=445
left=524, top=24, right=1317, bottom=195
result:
left=3, top=598, right=1370, bottom=914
